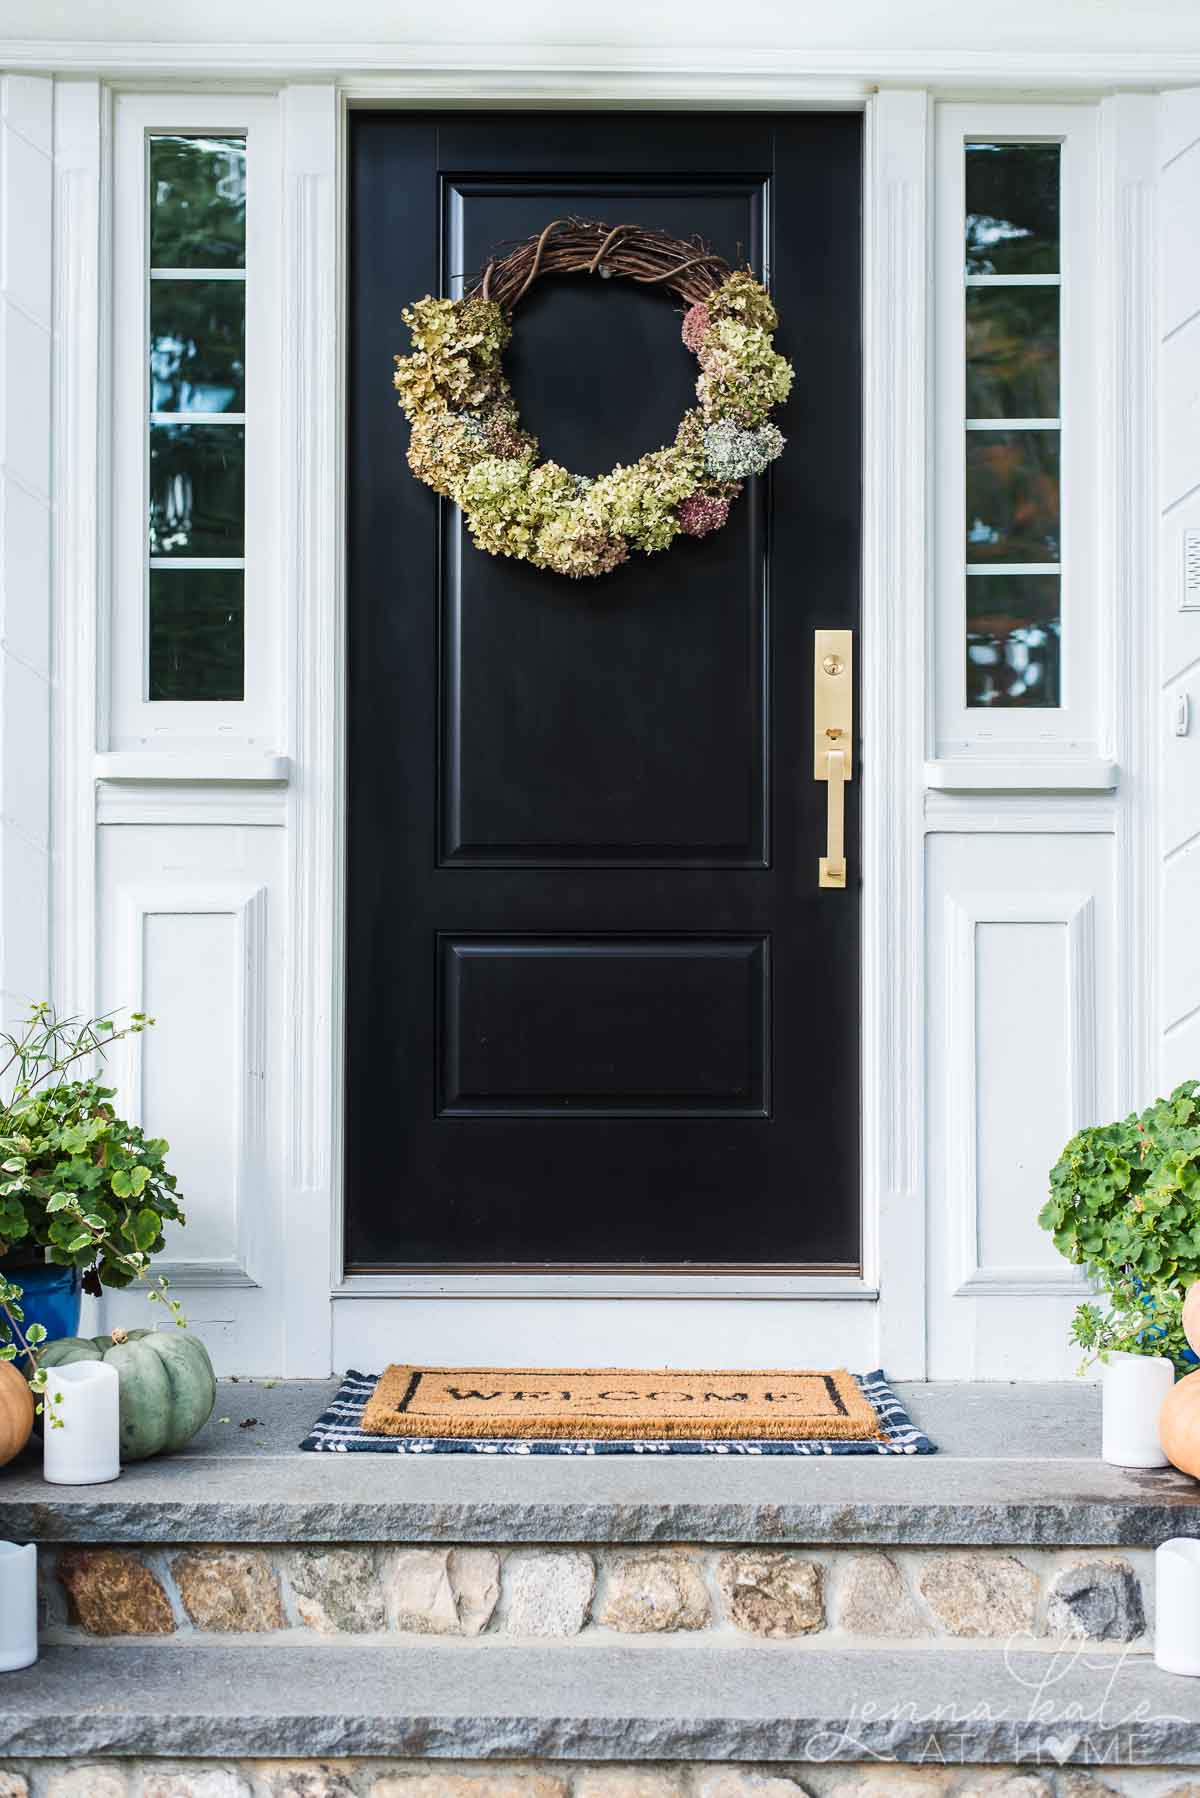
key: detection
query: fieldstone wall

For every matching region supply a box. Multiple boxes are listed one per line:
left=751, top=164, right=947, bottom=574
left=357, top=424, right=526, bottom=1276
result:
left=3, top=1760, right=1200, bottom=1796
left=38, top=1545, right=1153, bottom=1647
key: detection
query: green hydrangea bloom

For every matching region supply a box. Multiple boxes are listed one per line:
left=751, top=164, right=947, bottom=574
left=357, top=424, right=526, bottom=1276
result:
left=702, top=420, right=786, bottom=483
left=697, top=319, right=793, bottom=426
left=706, top=269, right=780, bottom=334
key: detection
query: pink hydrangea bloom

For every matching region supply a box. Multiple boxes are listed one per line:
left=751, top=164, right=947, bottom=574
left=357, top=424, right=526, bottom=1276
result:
left=681, top=303, right=711, bottom=356
left=678, top=491, right=732, bottom=538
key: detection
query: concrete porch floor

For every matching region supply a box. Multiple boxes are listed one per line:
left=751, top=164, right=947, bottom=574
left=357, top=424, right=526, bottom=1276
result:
left=3, top=1377, right=1199, bottom=1548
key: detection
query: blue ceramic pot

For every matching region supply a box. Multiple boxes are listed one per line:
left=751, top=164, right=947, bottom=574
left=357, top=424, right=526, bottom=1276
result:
left=0, top=1260, right=82, bottom=1364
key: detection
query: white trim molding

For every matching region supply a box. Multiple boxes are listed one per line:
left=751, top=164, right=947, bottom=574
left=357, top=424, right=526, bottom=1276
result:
left=945, top=891, right=1096, bottom=1299
left=96, top=752, right=289, bottom=782
left=860, top=89, right=929, bottom=1376
left=1099, top=94, right=1159, bottom=1119
left=282, top=83, right=342, bottom=1375
left=50, top=79, right=106, bottom=1031
left=924, top=758, right=1119, bottom=792
left=4, top=41, right=1200, bottom=93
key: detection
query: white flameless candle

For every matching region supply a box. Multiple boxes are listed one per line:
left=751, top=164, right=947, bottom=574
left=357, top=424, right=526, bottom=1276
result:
left=0, top=1542, right=37, bottom=1672
left=1156, top=1539, right=1200, bottom=1675
left=1101, top=1351, right=1174, bottom=1468
left=42, top=1360, right=121, bottom=1486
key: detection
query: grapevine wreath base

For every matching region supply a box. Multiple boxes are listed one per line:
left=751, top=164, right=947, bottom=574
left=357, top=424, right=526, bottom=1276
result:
left=392, top=218, right=794, bottom=579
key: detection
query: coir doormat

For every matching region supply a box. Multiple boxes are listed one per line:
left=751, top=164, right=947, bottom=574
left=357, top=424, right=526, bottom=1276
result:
left=300, top=1367, right=937, bottom=1455
left=363, top=1363, right=880, bottom=1441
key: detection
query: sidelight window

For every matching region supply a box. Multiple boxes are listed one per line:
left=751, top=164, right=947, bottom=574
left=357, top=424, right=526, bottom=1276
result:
left=112, top=95, right=280, bottom=750
left=963, top=141, right=1062, bottom=708
left=933, top=104, right=1099, bottom=759
left=147, top=134, right=247, bottom=701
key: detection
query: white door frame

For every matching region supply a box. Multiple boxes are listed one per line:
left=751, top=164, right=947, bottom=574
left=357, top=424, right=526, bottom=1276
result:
left=18, top=40, right=1169, bottom=1375
left=285, top=84, right=930, bottom=1375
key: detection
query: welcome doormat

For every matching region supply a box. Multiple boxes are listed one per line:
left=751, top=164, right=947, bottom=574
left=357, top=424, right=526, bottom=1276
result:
left=300, top=1368, right=937, bottom=1455
left=362, top=1363, right=881, bottom=1441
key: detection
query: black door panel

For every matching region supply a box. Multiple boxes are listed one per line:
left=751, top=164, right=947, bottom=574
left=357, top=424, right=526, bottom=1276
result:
left=346, top=112, right=861, bottom=1271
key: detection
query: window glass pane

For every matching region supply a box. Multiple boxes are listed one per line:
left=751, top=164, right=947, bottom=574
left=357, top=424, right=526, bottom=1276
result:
left=150, top=280, right=244, bottom=413
left=149, top=423, right=244, bottom=557
left=966, top=429, right=1060, bottom=564
left=150, top=136, right=245, bottom=269
left=967, top=574, right=1061, bottom=707
left=965, top=286, right=1059, bottom=420
left=965, top=142, right=1060, bottom=276
left=149, top=569, right=244, bottom=701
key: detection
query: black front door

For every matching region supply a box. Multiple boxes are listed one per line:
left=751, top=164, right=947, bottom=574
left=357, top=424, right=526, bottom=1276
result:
left=346, top=112, right=861, bottom=1271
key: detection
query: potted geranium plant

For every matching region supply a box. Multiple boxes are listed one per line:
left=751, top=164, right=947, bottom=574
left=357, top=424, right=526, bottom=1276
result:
left=0, top=1003, right=202, bottom=1464
left=1039, top=1081, right=1200, bottom=1466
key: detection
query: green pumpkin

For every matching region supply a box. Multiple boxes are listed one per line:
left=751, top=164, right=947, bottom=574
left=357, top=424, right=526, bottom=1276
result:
left=38, top=1329, right=216, bottom=1461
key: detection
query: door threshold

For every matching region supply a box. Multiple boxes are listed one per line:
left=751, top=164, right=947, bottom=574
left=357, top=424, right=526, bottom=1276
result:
left=334, top=1272, right=877, bottom=1299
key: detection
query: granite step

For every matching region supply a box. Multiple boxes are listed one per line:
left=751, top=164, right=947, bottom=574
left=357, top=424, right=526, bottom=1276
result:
left=2, top=1378, right=1197, bottom=1550
left=2, top=1637, right=1198, bottom=1765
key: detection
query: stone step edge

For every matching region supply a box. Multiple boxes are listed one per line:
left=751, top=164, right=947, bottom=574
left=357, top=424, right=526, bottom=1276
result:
left=2, top=1454, right=1196, bottom=1547
left=4, top=1639, right=1199, bottom=1765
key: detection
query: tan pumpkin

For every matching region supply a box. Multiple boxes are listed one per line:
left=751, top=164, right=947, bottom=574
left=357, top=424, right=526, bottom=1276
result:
left=1183, top=1281, right=1200, bottom=1359
left=0, top=1359, right=34, bottom=1467
left=1160, top=1367, right=1200, bottom=1477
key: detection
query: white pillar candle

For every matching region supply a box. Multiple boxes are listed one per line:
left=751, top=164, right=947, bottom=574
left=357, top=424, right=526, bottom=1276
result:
left=42, top=1360, right=121, bottom=1486
left=0, top=1542, right=37, bottom=1672
left=1102, top=1350, right=1175, bottom=1468
left=1156, top=1538, right=1200, bottom=1674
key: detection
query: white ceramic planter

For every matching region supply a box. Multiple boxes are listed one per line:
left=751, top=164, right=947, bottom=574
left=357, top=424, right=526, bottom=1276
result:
left=0, top=1542, right=37, bottom=1672
left=42, top=1360, right=121, bottom=1486
left=1101, top=1350, right=1175, bottom=1468
left=1157, top=1538, right=1200, bottom=1674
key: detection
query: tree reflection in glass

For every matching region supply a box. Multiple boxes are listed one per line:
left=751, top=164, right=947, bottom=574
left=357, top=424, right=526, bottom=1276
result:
left=966, top=287, right=1059, bottom=420
left=966, top=430, right=1060, bottom=564
left=967, top=575, right=1061, bottom=707
left=966, top=141, right=1060, bottom=276
left=149, top=424, right=244, bottom=557
left=151, top=136, right=245, bottom=270
left=149, top=570, right=244, bottom=702
left=150, top=281, right=245, bottom=413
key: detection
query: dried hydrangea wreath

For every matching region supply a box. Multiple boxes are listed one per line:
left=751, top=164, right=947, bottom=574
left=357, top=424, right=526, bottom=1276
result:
left=392, top=218, right=793, bottom=579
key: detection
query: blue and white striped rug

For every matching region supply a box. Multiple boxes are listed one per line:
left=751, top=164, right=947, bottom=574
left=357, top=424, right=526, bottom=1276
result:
left=300, top=1368, right=937, bottom=1455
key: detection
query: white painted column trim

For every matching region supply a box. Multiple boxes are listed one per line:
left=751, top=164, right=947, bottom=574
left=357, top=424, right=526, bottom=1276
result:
left=50, top=78, right=106, bottom=1029
left=1099, top=94, right=1159, bottom=1116
left=861, top=89, right=930, bottom=1379
left=282, top=82, right=342, bottom=1374
left=0, top=74, right=55, bottom=1027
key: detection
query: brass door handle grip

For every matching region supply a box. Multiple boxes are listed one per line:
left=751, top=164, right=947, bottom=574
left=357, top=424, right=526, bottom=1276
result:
left=814, top=628, right=852, bottom=891
left=819, top=749, right=847, bottom=889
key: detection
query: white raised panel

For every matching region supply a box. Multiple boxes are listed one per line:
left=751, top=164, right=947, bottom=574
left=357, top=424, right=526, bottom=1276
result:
left=946, top=890, right=1096, bottom=1296
left=112, top=877, right=268, bottom=1289
left=927, top=832, right=1115, bottom=1379
left=96, top=826, right=284, bottom=1372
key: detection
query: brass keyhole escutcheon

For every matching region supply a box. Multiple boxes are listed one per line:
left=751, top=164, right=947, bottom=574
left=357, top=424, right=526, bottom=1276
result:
left=814, top=629, right=853, bottom=890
